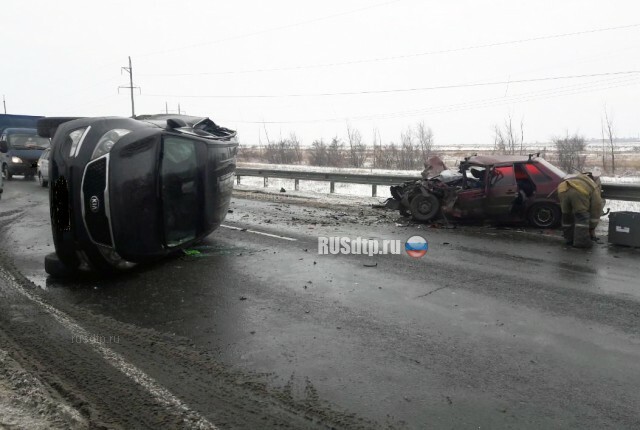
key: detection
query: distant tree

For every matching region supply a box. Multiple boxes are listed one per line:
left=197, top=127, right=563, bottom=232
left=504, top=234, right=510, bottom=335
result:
left=372, top=128, right=382, bottom=169
left=263, top=133, right=301, bottom=164
left=346, top=124, right=367, bottom=168
left=415, top=121, right=434, bottom=163
left=309, top=139, right=328, bottom=166
left=289, top=133, right=304, bottom=164
left=602, top=107, right=616, bottom=174
left=237, top=144, right=263, bottom=162
left=554, top=133, right=586, bottom=173
left=387, top=143, right=400, bottom=169
left=327, top=137, right=345, bottom=167
left=263, top=141, right=278, bottom=163
left=493, top=124, right=506, bottom=154
left=492, top=114, right=524, bottom=155
left=399, top=127, right=419, bottom=169
left=375, top=142, right=399, bottom=169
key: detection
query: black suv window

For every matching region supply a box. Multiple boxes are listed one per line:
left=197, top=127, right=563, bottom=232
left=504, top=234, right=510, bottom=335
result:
left=161, top=136, right=198, bottom=247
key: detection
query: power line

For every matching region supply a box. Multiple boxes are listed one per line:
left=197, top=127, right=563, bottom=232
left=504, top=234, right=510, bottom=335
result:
left=137, top=0, right=403, bottom=58
left=344, top=74, right=638, bottom=119
left=348, top=77, right=640, bottom=122
left=139, top=23, right=640, bottom=77
left=141, top=70, right=640, bottom=99
left=31, top=1, right=404, bottom=83
left=219, top=75, right=640, bottom=124
left=371, top=78, right=640, bottom=122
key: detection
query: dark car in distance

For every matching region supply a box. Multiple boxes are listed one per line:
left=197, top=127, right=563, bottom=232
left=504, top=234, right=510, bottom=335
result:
left=39, top=114, right=238, bottom=276
left=1, top=127, right=51, bottom=179
left=389, top=154, right=567, bottom=228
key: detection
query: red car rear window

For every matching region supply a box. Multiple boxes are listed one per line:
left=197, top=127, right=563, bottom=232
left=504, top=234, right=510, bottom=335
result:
left=525, top=163, right=551, bottom=183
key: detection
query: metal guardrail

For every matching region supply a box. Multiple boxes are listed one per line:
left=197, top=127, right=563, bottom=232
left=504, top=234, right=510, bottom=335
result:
left=601, top=183, right=640, bottom=202
left=235, top=167, right=640, bottom=201
left=235, top=168, right=418, bottom=196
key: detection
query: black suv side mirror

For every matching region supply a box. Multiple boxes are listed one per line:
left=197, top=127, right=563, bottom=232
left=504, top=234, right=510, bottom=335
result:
left=0, top=140, right=8, bottom=153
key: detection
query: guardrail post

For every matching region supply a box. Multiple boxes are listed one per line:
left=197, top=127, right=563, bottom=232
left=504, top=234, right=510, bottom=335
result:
left=330, top=181, right=335, bottom=193
left=264, top=177, right=268, bottom=187
left=236, top=175, right=241, bottom=185
left=295, top=179, right=299, bottom=191
left=372, top=184, right=377, bottom=197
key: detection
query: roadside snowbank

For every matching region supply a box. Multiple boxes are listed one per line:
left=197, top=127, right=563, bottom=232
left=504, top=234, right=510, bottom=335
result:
left=0, top=348, right=86, bottom=429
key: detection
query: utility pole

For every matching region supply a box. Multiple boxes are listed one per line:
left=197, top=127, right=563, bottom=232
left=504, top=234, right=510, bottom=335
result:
left=165, top=101, right=168, bottom=114
left=2, top=95, right=6, bottom=114
left=118, top=56, right=140, bottom=117
left=178, top=103, right=181, bottom=115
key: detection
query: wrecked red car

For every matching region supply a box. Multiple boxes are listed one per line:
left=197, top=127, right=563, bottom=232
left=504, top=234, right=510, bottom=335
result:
left=389, top=154, right=567, bottom=228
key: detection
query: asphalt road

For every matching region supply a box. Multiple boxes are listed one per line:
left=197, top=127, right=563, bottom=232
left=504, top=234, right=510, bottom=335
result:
left=1, top=178, right=640, bottom=429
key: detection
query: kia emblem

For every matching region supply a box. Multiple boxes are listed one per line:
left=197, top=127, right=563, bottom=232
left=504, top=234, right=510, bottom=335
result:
left=90, top=196, right=100, bottom=213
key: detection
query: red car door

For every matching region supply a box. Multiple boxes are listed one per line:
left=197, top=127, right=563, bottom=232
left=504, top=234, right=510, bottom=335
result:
left=486, top=164, right=518, bottom=217
left=450, top=167, right=488, bottom=219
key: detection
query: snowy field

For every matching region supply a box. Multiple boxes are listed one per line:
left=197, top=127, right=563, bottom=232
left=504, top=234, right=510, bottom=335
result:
left=236, top=162, right=640, bottom=213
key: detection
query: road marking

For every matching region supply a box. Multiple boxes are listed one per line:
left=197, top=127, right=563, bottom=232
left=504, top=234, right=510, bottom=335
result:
left=0, top=268, right=218, bottom=430
left=221, top=224, right=297, bottom=241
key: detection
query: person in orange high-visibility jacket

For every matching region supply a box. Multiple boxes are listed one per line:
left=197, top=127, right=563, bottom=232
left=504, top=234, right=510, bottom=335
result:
left=557, top=172, right=603, bottom=248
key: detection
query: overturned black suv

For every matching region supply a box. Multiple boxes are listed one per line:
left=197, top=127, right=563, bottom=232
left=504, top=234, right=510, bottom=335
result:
left=39, top=115, right=238, bottom=276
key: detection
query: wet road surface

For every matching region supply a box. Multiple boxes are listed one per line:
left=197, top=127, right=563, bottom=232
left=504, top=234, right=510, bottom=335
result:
left=1, top=178, right=640, bottom=429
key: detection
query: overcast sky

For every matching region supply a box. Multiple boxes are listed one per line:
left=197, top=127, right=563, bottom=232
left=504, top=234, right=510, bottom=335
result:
left=3, top=0, right=639, bottom=146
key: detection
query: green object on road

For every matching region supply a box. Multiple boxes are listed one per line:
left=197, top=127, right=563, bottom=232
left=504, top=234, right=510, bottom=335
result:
left=183, top=249, right=201, bottom=256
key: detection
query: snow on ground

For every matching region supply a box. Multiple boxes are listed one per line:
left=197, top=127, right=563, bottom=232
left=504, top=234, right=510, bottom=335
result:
left=237, top=177, right=394, bottom=199
left=604, top=200, right=640, bottom=213
left=238, top=162, right=422, bottom=177
left=601, top=176, right=640, bottom=184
